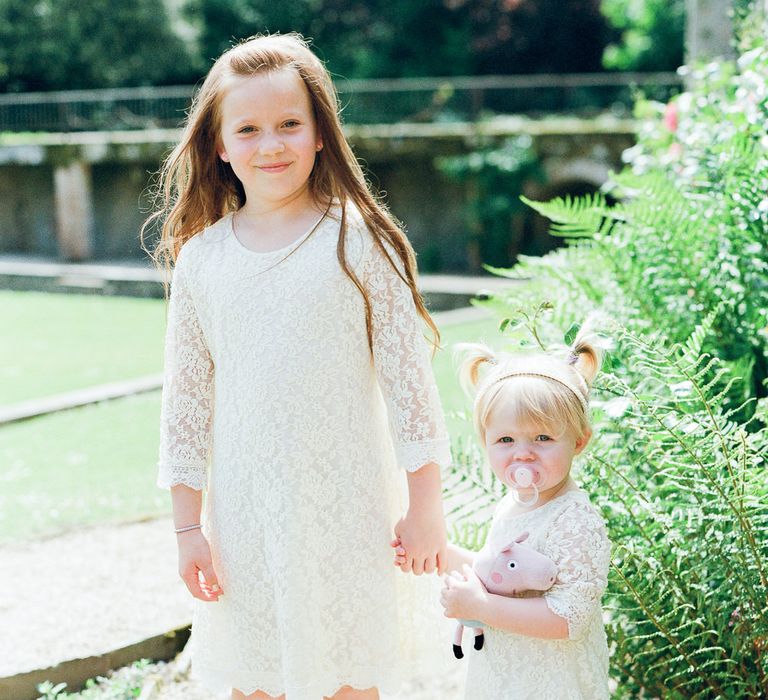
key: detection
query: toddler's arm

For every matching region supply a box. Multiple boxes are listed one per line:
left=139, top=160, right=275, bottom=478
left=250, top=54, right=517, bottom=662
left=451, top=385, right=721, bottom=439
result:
left=440, top=565, right=568, bottom=639
left=392, top=539, right=475, bottom=573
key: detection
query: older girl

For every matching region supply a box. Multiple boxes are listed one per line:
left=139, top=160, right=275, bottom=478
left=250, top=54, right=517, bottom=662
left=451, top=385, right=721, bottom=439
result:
left=148, top=33, right=450, bottom=700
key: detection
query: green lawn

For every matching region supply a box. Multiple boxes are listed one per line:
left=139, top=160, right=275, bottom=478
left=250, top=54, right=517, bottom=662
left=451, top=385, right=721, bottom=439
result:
left=1, top=291, right=503, bottom=543
left=0, top=392, right=166, bottom=542
left=0, top=291, right=165, bottom=406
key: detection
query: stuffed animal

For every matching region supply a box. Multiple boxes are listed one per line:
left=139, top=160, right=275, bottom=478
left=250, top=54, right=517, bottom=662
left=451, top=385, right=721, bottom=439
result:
left=453, top=531, right=558, bottom=659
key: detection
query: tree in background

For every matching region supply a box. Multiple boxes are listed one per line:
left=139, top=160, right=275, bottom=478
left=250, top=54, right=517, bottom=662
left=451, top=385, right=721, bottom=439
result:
left=456, top=0, right=611, bottom=74
left=600, top=0, right=685, bottom=71
left=186, top=0, right=611, bottom=78
left=0, top=0, right=199, bottom=92
left=187, top=0, right=474, bottom=78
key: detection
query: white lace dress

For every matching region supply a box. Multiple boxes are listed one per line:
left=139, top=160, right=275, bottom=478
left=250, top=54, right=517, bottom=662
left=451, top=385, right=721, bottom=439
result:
left=157, top=204, right=452, bottom=699
left=465, top=489, right=611, bottom=700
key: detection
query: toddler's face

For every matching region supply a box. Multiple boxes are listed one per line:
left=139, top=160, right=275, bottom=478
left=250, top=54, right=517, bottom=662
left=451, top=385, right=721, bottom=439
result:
left=484, top=402, right=589, bottom=501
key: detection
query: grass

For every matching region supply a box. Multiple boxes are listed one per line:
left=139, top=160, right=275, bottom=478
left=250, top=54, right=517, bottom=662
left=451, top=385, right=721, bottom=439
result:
left=0, top=291, right=165, bottom=406
left=1, top=290, right=503, bottom=543
left=0, top=392, right=166, bottom=543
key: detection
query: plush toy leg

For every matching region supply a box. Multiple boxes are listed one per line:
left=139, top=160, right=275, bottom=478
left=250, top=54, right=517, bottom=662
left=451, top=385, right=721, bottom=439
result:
left=453, top=622, right=464, bottom=659
left=473, top=627, right=485, bottom=651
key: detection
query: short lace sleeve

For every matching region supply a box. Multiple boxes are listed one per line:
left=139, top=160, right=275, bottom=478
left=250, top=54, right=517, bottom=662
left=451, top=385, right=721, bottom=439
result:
left=362, top=238, right=451, bottom=473
left=157, top=249, right=214, bottom=491
left=543, top=501, right=610, bottom=641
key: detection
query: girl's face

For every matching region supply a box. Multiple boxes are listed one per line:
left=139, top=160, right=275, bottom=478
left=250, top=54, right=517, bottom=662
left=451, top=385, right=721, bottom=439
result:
left=484, top=401, right=590, bottom=502
left=217, top=68, right=322, bottom=209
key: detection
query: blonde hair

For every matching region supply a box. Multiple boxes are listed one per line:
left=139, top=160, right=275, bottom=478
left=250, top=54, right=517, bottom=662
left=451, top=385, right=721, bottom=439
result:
left=142, top=32, right=438, bottom=352
left=458, top=320, right=604, bottom=443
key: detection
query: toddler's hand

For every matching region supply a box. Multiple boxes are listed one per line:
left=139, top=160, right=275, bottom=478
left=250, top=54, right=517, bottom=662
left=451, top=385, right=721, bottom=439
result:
left=390, top=537, right=408, bottom=568
left=176, top=530, right=224, bottom=602
left=440, top=564, right=489, bottom=621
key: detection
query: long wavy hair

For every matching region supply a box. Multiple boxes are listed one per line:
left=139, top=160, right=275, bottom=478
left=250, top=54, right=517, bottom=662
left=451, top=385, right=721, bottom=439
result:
left=142, top=32, right=439, bottom=352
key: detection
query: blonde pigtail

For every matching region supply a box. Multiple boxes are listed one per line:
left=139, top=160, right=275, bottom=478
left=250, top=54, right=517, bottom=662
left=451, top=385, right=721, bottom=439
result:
left=568, top=316, right=606, bottom=387
left=455, top=343, right=498, bottom=398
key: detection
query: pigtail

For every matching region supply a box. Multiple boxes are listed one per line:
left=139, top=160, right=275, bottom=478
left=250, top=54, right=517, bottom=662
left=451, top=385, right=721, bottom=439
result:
left=455, top=343, right=498, bottom=398
left=568, top=315, right=607, bottom=387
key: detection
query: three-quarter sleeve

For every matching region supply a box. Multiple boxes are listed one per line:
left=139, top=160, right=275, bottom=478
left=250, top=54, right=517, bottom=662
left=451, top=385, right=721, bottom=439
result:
left=543, top=503, right=611, bottom=641
left=157, top=251, right=214, bottom=490
left=362, top=237, right=451, bottom=472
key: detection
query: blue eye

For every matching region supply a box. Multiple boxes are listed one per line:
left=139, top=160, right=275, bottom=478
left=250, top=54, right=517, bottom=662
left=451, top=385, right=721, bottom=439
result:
left=536, top=435, right=551, bottom=442
left=283, top=120, right=300, bottom=128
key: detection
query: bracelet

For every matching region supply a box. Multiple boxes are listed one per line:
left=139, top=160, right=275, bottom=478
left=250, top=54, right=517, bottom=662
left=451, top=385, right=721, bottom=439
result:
left=175, top=523, right=202, bottom=534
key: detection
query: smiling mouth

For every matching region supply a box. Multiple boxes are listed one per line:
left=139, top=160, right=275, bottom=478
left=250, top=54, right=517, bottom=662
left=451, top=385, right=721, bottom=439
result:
left=258, top=162, right=291, bottom=172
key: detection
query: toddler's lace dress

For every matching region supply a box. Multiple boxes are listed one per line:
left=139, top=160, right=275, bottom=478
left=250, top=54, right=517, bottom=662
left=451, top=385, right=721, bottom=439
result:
left=465, top=489, right=611, bottom=700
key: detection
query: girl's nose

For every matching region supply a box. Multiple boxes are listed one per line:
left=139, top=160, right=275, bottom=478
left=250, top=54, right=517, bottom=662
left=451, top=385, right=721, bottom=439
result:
left=259, top=133, right=285, bottom=155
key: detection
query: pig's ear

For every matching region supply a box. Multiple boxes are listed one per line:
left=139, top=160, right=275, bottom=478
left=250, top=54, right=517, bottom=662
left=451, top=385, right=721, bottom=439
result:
left=514, top=531, right=530, bottom=544
left=499, top=546, right=512, bottom=555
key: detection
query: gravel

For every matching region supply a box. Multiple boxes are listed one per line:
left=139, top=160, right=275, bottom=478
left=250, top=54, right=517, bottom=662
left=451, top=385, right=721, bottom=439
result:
left=1, top=516, right=465, bottom=699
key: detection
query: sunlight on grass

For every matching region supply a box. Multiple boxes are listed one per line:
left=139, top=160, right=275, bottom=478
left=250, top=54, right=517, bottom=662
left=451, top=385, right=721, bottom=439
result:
left=0, top=291, right=165, bottom=406
left=0, top=393, right=166, bottom=543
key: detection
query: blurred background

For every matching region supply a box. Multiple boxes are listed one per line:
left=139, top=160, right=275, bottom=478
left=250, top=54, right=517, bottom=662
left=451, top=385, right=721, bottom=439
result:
left=0, top=0, right=697, bottom=273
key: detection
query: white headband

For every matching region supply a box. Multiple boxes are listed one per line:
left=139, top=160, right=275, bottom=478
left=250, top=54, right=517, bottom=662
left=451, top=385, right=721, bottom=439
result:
left=482, top=369, right=589, bottom=412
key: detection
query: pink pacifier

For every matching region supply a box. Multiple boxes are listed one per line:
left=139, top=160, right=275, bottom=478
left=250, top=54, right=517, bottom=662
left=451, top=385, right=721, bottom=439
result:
left=504, top=465, right=539, bottom=506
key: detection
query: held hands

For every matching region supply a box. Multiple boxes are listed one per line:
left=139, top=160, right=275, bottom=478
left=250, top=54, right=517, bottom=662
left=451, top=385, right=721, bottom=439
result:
left=176, top=530, right=224, bottom=602
left=391, top=506, right=448, bottom=575
left=440, top=564, right=490, bottom=621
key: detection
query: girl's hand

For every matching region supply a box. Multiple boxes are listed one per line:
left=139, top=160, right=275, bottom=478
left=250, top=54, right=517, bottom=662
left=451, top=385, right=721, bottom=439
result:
left=440, top=564, right=489, bottom=621
left=176, top=530, right=224, bottom=602
left=393, top=505, right=447, bottom=576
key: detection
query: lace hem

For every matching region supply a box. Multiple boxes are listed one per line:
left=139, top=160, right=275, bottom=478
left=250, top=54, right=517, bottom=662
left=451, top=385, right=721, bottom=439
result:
left=156, top=462, right=208, bottom=491
left=396, top=438, right=452, bottom=473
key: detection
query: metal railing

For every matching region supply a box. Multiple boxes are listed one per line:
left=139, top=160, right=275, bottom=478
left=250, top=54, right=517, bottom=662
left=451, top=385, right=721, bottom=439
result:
left=0, top=72, right=683, bottom=132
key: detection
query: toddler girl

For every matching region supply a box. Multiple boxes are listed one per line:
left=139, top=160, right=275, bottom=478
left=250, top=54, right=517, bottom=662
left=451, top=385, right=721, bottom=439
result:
left=398, top=323, right=611, bottom=698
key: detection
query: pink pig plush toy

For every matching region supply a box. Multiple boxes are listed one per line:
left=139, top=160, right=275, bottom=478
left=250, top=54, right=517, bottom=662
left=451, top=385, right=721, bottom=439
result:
left=453, top=531, right=558, bottom=659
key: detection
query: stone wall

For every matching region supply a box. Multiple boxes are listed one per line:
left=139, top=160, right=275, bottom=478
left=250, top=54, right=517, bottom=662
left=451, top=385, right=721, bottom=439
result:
left=0, top=117, right=635, bottom=271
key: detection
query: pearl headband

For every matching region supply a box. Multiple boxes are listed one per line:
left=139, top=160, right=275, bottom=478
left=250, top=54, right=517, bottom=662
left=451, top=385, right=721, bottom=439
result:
left=483, top=369, right=589, bottom=412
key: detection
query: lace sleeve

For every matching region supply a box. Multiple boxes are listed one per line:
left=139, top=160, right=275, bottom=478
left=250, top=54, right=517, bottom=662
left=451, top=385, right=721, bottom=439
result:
left=157, top=251, right=214, bottom=491
left=362, top=239, right=451, bottom=472
left=543, top=502, right=611, bottom=641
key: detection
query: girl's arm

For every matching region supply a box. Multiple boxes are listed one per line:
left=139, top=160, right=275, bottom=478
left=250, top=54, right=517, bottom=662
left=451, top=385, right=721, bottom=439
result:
left=361, top=227, right=452, bottom=576
left=159, top=248, right=221, bottom=601
left=394, top=462, right=447, bottom=576
left=441, top=565, right=568, bottom=639
left=172, top=485, right=223, bottom=602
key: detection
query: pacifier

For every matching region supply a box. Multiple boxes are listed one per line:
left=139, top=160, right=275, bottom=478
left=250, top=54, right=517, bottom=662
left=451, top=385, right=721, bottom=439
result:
left=504, top=465, right=539, bottom=506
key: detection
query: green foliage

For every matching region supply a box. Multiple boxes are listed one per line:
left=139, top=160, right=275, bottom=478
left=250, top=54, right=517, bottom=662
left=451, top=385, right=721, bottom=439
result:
left=185, top=0, right=610, bottom=80
left=500, top=46, right=768, bottom=411
left=36, top=660, right=154, bottom=699
left=588, top=326, right=768, bottom=698
left=444, top=22, right=768, bottom=697
left=436, top=135, right=544, bottom=270
left=600, top=0, right=685, bottom=71
left=0, top=0, right=199, bottom=91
